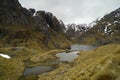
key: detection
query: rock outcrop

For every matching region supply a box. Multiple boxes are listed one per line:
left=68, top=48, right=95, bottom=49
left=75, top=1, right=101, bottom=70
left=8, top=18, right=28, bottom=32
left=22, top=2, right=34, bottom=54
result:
left=34, top=11, right=66, bottom=32
left=0, top=0, right=31, bottom=25
left=0, top=0, right=66, bottom=31
left=0, top=0, right=21, bottom=8
left=0, top=0, right=70, bottom=49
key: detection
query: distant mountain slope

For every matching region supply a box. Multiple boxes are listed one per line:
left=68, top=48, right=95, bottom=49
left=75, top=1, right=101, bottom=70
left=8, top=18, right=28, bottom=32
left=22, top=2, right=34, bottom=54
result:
left=0, top=0, right=70, bottom=50
left=78, top=8, right=120, bottom=46
left=65, top=23, right=90, bottom=39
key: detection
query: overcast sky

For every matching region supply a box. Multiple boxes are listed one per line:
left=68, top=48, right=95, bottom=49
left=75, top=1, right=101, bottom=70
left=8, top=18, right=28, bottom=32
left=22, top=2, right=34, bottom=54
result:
left=19, top=0, right=120, bottom=24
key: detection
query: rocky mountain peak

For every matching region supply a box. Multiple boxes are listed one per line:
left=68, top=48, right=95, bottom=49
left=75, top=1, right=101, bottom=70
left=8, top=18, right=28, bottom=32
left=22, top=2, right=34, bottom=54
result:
left=34, top=11, right=65, bottom=32
left=0, top=0, right=69, bottom=48
left=0, top=0, right=66, bottom=33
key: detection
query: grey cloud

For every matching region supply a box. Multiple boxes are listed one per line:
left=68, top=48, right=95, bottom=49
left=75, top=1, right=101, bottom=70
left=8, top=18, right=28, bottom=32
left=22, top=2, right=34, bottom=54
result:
left=19, top=0, right=120, bottom=24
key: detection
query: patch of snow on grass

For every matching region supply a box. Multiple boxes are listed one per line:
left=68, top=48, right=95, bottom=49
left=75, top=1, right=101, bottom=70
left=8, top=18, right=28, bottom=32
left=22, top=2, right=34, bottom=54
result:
left=0, top=53, right=11, bottom=59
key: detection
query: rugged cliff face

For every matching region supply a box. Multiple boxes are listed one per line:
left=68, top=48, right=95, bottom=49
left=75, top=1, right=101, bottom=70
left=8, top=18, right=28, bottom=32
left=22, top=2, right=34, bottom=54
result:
left=0, top=0, right=31, bottom=25
left=0, top=0, right=70, bottom=50
left=34, top=11, right=66, bottom=33
left=78, top=8, right=120, bottom=46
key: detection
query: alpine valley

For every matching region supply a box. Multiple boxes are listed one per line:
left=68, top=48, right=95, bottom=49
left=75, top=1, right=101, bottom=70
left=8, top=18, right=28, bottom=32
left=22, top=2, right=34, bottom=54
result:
left=0, top=0, right=120, bottom=80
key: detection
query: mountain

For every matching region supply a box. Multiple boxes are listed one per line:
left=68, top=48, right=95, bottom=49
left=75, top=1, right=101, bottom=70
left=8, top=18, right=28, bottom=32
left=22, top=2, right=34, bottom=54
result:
left=0, top=1, right=120, bottom=80
left=0, top=0, right=70, bottom=50
left=65, top=23, right=90, bottom=39
left=37, top=7, right=120, bottom=80
left=0, top=0, right=71, bottom=79
left=78, top=8, right=120, bottom=46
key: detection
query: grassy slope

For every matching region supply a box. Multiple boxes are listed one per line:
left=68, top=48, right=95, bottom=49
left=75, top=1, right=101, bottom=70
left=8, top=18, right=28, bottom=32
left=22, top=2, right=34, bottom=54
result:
left=0, top=57, right=24, bottom=80
left=0, top=25, right=70, bottom=51
left=0, top=47, right=34, bottom=80
left=0, top=47, right=67, bottom=80
left=0, top=24, right=70, bottom=80
left=38, top=44, right=120, bottom=80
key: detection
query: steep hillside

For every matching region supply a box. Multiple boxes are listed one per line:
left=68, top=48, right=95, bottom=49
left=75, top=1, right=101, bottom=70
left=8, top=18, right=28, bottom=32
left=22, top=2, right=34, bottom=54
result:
left=78, top=8, right=120, bottom=46
left=0, top=0, right=70, bottom=51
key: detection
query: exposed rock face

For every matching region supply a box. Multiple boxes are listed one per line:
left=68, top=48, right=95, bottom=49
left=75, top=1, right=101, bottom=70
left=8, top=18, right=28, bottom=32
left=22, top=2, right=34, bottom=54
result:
left=65, top=23, right=90, bottom=38
left=34, top=11, right=66, bottom=32
left=29, top=8, right=35, bottom=16
left=78, top=8, right=120, bottom=46
left=0, top=0, right=66, bottom=32
left=0, top=0, right=70, bottom=49
left=0, top=0, right=21, bottom=8
left=0, top=0, right=31, bottom=25
left=33, top=11, right=66, bottom=45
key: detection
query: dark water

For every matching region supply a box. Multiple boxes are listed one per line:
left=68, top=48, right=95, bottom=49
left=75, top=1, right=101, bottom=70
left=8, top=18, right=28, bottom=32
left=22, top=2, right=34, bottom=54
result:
left=23, top=66, right=55, bottom=76
left=23, top=45, right=95, bottom=76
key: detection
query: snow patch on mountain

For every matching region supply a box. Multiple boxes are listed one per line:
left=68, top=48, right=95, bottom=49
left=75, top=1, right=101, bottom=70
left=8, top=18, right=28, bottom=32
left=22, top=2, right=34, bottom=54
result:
left=104, top=26, right=108, bottom=34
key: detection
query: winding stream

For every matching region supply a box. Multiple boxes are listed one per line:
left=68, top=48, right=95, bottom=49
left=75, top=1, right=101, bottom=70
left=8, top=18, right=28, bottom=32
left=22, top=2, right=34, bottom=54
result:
left=23, top=45, right=95, bottom=76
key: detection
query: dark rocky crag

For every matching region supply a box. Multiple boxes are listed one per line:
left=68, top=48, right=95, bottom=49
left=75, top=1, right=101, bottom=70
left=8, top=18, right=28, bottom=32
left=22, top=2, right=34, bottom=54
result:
left=0, top=0, right=30, bottom=25
left=78, top=8, right=120, bottom=46
left=34, top=11, right=66, bottom=33
left=0, top=0, right=70, bottom=50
